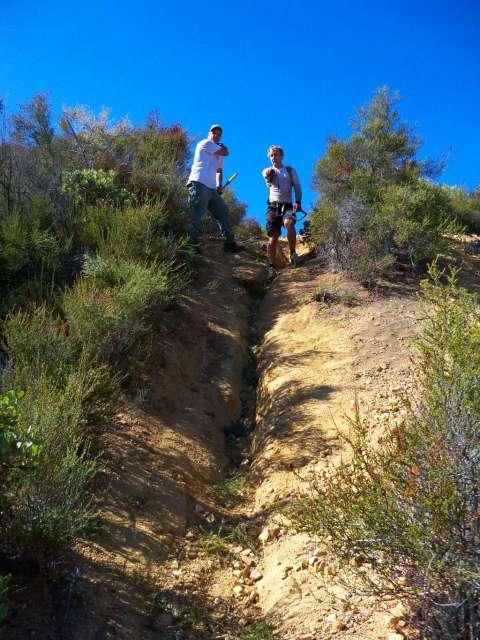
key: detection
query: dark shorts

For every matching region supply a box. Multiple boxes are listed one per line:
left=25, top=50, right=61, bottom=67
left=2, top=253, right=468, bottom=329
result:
left=266, top=202, right=296, bottom=237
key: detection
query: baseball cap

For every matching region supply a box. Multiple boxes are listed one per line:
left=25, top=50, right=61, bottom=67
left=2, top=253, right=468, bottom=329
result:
left=209, top=123, right=223, bottom=132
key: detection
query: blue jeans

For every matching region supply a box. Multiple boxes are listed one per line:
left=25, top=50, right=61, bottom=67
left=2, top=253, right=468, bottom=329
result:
left=187, top=181, right=234, bottom=243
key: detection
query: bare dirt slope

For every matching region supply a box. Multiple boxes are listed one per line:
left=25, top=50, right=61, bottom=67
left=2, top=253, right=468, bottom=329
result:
left=250, top=244, right=422, bottom=640
left=7, top=235, right=480, bottom=640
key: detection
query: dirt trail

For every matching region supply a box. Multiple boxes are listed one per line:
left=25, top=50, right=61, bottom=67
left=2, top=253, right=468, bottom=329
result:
left=249, top=245, right=421, bottom=639
left=8, top=235, right=479, bottom=639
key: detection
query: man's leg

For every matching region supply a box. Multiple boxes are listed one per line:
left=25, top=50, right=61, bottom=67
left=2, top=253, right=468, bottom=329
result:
left=207, top=191, right=235, bottom=243
left=284, top=216, right=297, bottom=255
left=266, top=207, right=281, bottom=273
left=187, top=181, right=210, bottom=243
left=267, top=230, right=280, bottom=265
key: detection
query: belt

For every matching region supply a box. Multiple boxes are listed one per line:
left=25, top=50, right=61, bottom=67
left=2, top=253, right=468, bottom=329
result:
left=268, top=201, right=293, bottom=212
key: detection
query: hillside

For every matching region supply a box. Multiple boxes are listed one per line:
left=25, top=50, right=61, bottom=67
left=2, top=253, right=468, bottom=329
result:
left=4, top=234, right=480, bottom=639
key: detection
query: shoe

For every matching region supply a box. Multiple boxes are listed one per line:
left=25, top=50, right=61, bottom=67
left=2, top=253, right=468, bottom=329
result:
left=266, top=265, right=277, bottom=280
left=223, top=241, right=243, bottom=253
left=290, top=252, right=300, bottom=266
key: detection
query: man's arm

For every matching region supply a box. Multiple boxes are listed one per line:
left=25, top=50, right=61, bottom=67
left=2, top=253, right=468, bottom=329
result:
left=262, top=167, right=275, bottom=185
left=290, top=167, right=302, bottom=211
left=214, top=143, right=229, bottom=157
left=216, top=167, right=223, bottom=192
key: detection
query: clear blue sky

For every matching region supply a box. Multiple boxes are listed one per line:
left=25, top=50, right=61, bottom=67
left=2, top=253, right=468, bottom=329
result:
left=1, top=0, right=479, bottom=224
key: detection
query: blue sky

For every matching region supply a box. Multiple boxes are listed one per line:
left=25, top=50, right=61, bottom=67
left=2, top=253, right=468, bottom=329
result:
left=1, top=0, right=479, bottom=224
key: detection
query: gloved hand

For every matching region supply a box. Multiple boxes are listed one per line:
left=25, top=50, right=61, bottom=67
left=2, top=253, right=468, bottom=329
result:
left=265, top=168, right=275, bottom=182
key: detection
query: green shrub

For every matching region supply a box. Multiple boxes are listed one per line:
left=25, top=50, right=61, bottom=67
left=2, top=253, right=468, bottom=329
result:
left=61, top=168, right=135, bottom=207
left=3, top=305, right=73, bottom=384
left=310, top=88, right=454, bottom=283
left=3, top=306, right=119, bottom=425
left=240, top=621, right=275, bottom=640
left=63, top=255, right=183, bottom=379
left=2, top=374, right=98, bottom=552
left=289, top=265, right=480, bottom=637
left=0, top=199, right=69, bottom=316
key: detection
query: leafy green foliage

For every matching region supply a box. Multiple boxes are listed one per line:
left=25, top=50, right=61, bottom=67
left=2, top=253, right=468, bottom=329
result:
left=0, top=389, right=43, bottom=469
left=61, top=168, right=135, bottom=207
left=239, top=621, right=275, bottom=640
left=290, top=265, right=480, bottom=637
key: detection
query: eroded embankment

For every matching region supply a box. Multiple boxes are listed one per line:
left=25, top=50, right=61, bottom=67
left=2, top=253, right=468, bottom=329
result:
left=4, top=240, right=266, bottom=640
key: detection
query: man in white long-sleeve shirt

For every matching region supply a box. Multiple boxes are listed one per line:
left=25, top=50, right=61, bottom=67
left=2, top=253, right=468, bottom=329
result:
left=187, top=124, right=240, bottom=252
left=262, top=145, right=302, bottom=279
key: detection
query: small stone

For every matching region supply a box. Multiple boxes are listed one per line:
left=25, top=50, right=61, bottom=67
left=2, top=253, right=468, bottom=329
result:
left=258, top=525, right=280, bottom=543
left=249, top=568, right=263, bottom=582
left=185, top=530, right=195, bottom=539
left=205, top=513, right=215, bottom=523
left=194, top=503, right=205, bottom=513
left=233, top=585, right=244, bottom=597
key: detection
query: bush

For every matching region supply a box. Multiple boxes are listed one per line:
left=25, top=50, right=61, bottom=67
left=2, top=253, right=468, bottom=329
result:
left=83, top=201, right=190, bottom=262
left=63, top=255, right=183, bottom=378
left=309, top=87, right=456, bottom=283
left=289, top=265, right=480, bottom=637
left=236, top=217, right=264, bottom=240
left=3, top=375, right=97, bottom=551
left=61, top=168, right=135, bottom=207
left=3, top=306, right=119, bottom=425
left=442, top=185, right=480, bottom=231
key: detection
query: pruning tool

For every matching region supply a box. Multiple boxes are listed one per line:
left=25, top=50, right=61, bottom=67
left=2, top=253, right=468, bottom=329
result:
left=221, top=172, right=238, bottom=191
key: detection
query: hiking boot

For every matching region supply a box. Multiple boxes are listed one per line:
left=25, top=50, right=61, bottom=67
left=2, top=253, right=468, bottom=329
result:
left=266, top=265, right=277, bottom=281
left=290, top=251, right=300, bottom=266
left=223, top=241, right=243, bottom=253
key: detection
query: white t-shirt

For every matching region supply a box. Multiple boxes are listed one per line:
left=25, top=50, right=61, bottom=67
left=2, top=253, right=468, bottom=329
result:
left=188, top=139, right=224, bottom=189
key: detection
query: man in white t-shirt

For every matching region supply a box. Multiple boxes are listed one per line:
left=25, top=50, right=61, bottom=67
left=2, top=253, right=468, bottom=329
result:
left=187, top=124, right=240, bottom=252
